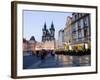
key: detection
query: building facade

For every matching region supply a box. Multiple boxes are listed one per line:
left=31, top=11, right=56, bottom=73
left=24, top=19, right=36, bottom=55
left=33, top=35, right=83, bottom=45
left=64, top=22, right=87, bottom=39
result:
left=71, top=13, right=91, bottom=50
left=58, top=29, right=64, bottom=50
left=23, top=36, right=36, bottom=55
left=35, top=42, right=43, bottom=50
left=64, top=16, right=72, bottom=50
left=29, top=36, right=36, bottom=52
left=23, top=38, right=29, bottom=52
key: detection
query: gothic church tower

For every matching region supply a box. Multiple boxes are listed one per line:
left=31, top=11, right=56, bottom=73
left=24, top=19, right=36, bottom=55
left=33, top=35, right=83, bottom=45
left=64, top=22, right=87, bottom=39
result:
left=42, top=22, right=55, bottom=42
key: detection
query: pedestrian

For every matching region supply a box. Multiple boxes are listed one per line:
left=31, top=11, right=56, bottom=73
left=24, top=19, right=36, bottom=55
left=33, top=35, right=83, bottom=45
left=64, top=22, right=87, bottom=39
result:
left=41, top=49, right=45, bottom=60
left=51, top=50, right=55, bottom=57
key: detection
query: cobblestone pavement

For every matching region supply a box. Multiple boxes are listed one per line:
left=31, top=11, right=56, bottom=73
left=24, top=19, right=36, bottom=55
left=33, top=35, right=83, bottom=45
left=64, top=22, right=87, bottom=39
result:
left=23, top=53, right=91, bottom=69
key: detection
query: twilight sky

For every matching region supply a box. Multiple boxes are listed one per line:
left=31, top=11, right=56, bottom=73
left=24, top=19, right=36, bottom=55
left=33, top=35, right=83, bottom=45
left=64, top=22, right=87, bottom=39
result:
left=23, top=10, right=72, bottom=42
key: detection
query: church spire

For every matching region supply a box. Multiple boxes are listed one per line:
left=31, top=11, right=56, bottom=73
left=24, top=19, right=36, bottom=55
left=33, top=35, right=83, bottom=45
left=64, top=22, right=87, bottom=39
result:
left=49, top=21, right=55, bottom=40
left=42, top=21, right=55, bottom=42
left=44, top=22, right=47, bottom=30
left=51, top=21, right=55, bottom=31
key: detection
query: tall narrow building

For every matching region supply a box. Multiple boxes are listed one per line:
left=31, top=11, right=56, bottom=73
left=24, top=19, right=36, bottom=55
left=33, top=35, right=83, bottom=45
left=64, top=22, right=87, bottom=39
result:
left=58, top=29, right=64, bottom=50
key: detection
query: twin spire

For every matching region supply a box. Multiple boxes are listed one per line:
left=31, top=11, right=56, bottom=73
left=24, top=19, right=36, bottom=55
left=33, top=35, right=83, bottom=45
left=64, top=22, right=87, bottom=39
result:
left=42, top=21, right=55, bottom=42
left=43, top=21, right=55, bottom=30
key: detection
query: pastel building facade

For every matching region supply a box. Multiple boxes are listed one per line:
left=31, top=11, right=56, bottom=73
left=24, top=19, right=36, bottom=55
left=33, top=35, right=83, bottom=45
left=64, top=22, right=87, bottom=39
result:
left=64, top=16, right=72, bottom=50
left=71, top=13, right=91, bottom=50
left=23, top=36, right=36, bottom=55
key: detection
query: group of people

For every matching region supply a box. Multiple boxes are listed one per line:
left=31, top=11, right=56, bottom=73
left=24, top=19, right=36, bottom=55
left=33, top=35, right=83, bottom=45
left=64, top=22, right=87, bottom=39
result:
left=32, top=49, right=55, bottom=60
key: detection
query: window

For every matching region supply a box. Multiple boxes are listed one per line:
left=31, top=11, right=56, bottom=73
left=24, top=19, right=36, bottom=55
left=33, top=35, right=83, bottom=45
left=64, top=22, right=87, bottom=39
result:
left=72, top=26, right=76, bottom=33
left=84, top=29, right=88, bottom=38
left=79, top=13, right=82, bottom=18
left=78, top=30, right=82, bottom=41
left=75, top=14, right=77, bottom=20
left=83, top=17, right=88, bottom=27
left=78, top=20, right=81, bottom=30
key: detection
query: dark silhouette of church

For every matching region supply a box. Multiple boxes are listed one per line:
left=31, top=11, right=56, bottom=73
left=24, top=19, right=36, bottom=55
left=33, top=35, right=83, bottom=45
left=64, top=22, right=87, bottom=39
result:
left=42, top=22, right=55, bottom=42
